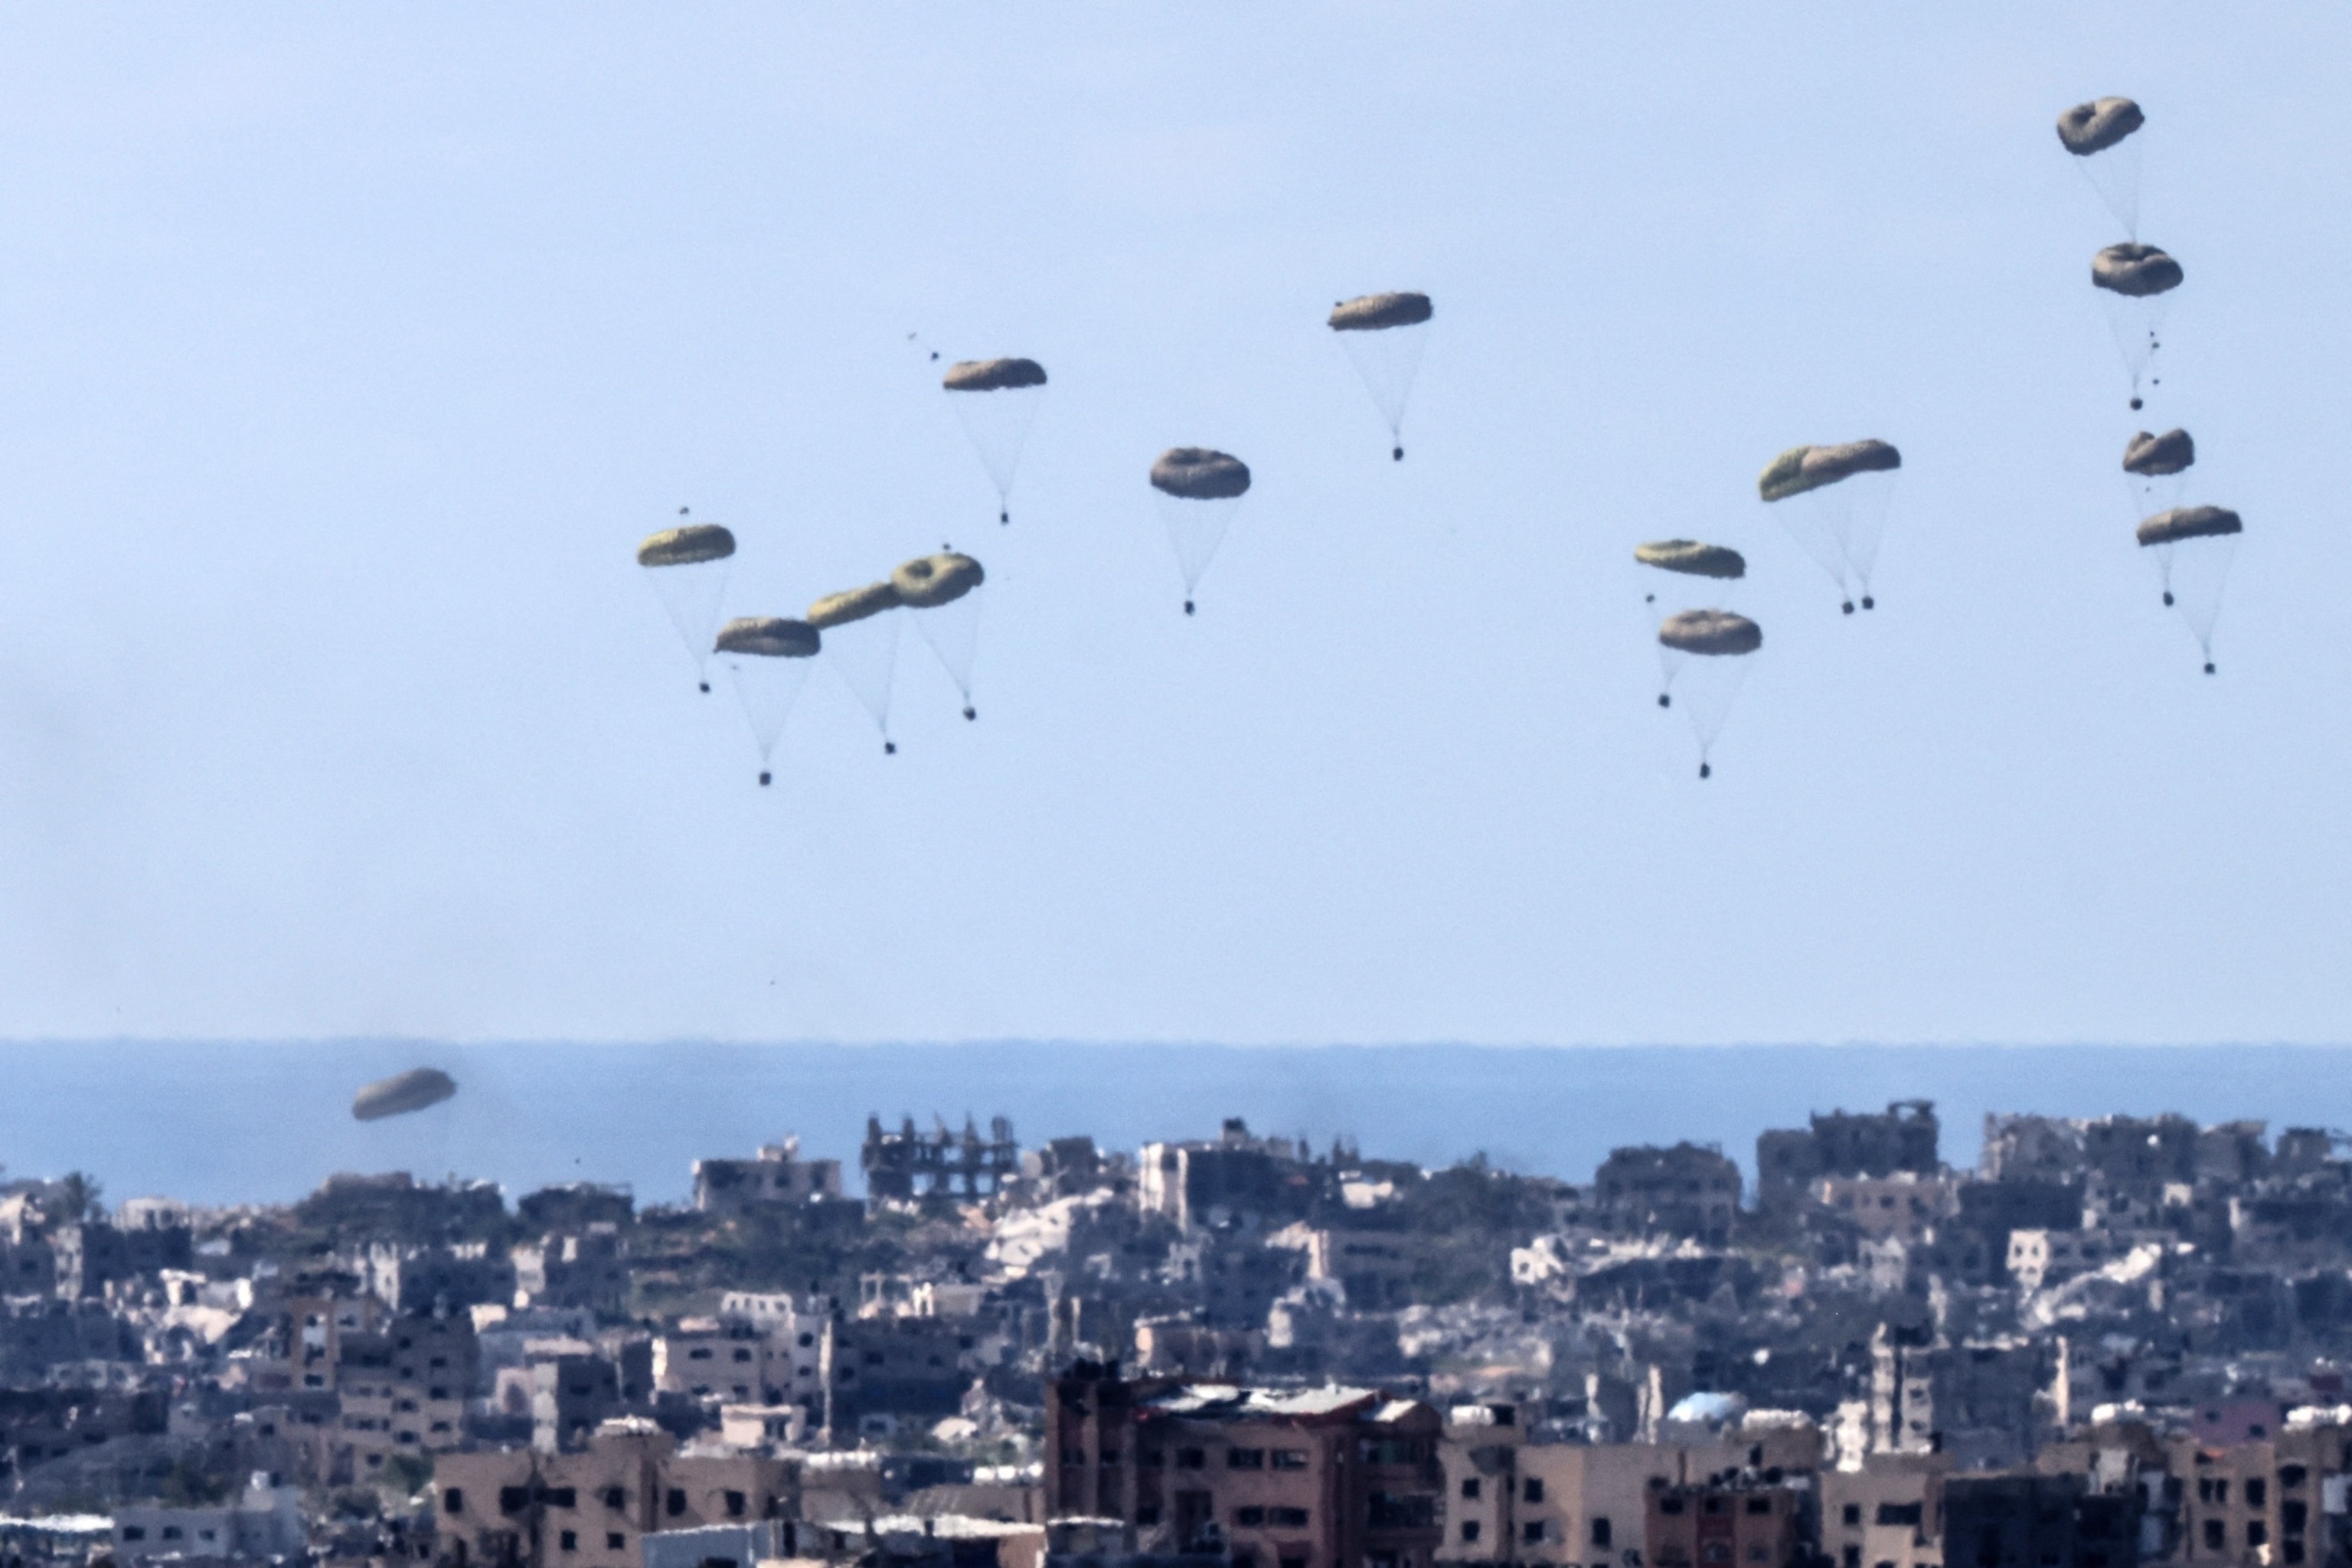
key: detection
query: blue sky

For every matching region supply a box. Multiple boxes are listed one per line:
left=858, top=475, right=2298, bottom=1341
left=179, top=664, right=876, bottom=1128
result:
left=0, top=5, right=2344, bottom=1047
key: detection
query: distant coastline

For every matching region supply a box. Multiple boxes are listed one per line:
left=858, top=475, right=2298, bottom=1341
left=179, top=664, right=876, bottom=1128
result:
left=0, top=1040, right=2338, bottom=1209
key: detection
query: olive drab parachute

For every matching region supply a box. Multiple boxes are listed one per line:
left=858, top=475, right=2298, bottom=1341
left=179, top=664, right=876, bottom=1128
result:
left=1328, top=291, right=1432, bottom=460
left=2135, top=505, right=2243, bottom=675
left=1634, top=541, right=1746, bottom=580
left=942, top=358, right=1047, bottom=524
left=1756, top=439, right=1901, bottom=612
left=1150, top=448, right=1252, bottom=614
left=2122, top=428, right=2194, bottom=518
left=1636, top=543, right=1746, bottom=710
left=352, top=1068, right=457, bottom=1122
left=714, top=616, right=822, bottom=785
left=892, top=552, right=987, bottom=720
left=637, top=521, right=736, bottom=692
left=2057, top=96, right=2147, bottom=234
left=2092, top=243, right=2182, bottom=409
left=807, top=583, right=903, bottom=754
left=1655, top=610, right=1762, bottom=779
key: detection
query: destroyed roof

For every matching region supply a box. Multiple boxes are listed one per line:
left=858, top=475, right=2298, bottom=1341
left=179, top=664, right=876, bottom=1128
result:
left=1139, top=1382, right=1384, bottom=1420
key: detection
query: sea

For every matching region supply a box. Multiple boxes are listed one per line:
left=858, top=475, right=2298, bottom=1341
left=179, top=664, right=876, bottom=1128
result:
left=0, top=1041, right=2339, bottom=1210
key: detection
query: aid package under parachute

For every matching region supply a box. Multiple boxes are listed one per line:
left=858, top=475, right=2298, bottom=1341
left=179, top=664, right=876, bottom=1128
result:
left=807, top=583, right=903, bottom=753
left=1150, top=448, right=1251, bottom=614
left=638, top=523, right=736, bottom=691
left=1655, top=610, right=1762, bottom=779
left=892, top=553, right=986, bottom=720
left=1756, top=440, right=1900, bottom=612
left=715, top=617, right=822, bottom=784
left=2135, top=505, right=2243, bottom=675
left=1328, top=291, right=1432, bottom=460
left=942, top=358, right=1047, bottom=524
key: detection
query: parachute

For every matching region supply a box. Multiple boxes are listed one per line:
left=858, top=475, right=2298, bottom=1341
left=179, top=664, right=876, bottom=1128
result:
left=1756, top=440, right=1901, bottom=612
left=1656, top=610, right=1762, bottom=779
left=1636, top=544, right=1746, bottom=709
left=2135, top=505, right=2243, bottom=674
left=352, top=1068, right=457, bottom=1122
left=2122, top=428, right=2194, bottom=518
left=2056, top=96, right=2146, bottom=234
left=2091, top=243, right=2182, bottom=408
left=892, top=553, right=986, bottom=720
left=807, top=584, right=903, bottom=754
left=942, top=358, right=1047, bottom=524
left=1328, top=291, right=1432, bottom=460
left=1150, top=448, right=1251, bottom=614
left=715, top=617, right=822, bottom=785
left=637, top=521, right=736, bottom=692
left=1634, top=541, right=1746, bottom=580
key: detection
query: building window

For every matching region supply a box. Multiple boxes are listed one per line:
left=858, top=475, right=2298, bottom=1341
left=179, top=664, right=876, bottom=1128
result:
left=2285, top=1542, right=2306, bottom=1565
left=1273, top=1450, right=1308, bottom=1471
left=501, top=1488, right=531, bottom=1514
left=1748, top=1548, right=1769, bottom=1563
left=1463, top=1524, right=1483, bottom=1544
left=2249, top=1524, right=2269, bottom=1549
left=1142, top=1450, right=1166, bottom=1468
left=2205, top=1521, right=2226, bottom=1551
left=1238, top=1508, right=1266, bottom=1527
left=121, top=1530, right=146, bottom=1543
left=1462, top=1479, right=1481, bottom=1501
left=1178, top=1449, right=1207, bottom=1470
left=444, top=1490, right=465, bottom=1515
left=1843, top=1506, right=1862, bottom=1527
left=559, top=1533, right=577, bottom=1552
left=2283, top=1467, right=2308, bottom=1489
left=1270, top=1509, right=1309, bottom=1528
left=1592, top=1519, right=1612, bottom=1547
left=604, top=1488, right=626, bottom=1511
left=1525, top=1524, right=1547, bottom=1545
left=1137, top=1508, right=1162, bottom=1527
left=546, top=1489, right=577, bottom=1509
left=667, top=1489, right=687, bottom=1517
left=1844, top=1550, right=1860, bottom=1568
left=606, top=1536, right=625, bottom=1551
left=2249, top=1481, right=2269, bottom=1508
left=1524, top=1480, right=1544, bottom=1504
left=1747, top=1498, right=1773, bottom=1516
left=1230, top=1449, right=1266, bottom=1469
left=725, top=1491, right=746, bottom=1518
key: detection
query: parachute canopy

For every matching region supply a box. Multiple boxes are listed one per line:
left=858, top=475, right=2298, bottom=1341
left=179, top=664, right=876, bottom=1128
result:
left=2124, top=429, right=2195, bottom=477
left=2138, top=505, right=2242, bottom=547
left=715, top=617, right=819, bottom=658
left=2056, top=97, right=2145, bottom=156
left=1328, top=292, right=1433, bottom=332
left=891, top=552, right=985, bottom=609
left=943, top=358, right=1047, bottom=393
left=1635, top=541, right=1746, bottom=580
left=1659, top=609, right=1762, bottom=657
left=807, top=583, right=902, bottom=629
left=352, top=1068, right=456, bottom=1122
left=1152, top=447, right=1251, bottom=501
left=636, top=524, right=736, bottom=568
left=2093, top=243, right=2182, bottom=298
left=1757, top=439, right=1901, bottom=502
